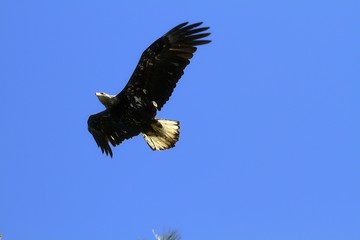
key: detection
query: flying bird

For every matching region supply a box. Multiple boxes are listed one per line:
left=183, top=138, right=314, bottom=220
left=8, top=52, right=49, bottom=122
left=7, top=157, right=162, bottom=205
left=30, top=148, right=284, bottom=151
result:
left=88, top=22, right=211, bottom=157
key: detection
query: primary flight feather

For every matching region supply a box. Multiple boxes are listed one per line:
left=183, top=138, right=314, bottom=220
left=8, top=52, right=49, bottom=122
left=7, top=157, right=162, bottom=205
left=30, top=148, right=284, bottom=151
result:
left=88, top=22, right=211, bottom=157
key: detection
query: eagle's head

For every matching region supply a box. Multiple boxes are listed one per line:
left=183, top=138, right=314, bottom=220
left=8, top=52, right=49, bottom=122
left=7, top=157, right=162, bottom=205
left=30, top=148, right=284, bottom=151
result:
left=96, top=92, right=117, bottom=108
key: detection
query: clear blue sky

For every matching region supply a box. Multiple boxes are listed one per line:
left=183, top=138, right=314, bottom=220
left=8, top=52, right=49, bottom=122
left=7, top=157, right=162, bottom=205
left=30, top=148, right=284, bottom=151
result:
left=0, top=0, right=359, bottom=239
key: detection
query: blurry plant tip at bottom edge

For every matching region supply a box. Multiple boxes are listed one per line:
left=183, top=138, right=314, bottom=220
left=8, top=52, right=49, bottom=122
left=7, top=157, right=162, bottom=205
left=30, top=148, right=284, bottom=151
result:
left=152, top=230, right=181, bottom=240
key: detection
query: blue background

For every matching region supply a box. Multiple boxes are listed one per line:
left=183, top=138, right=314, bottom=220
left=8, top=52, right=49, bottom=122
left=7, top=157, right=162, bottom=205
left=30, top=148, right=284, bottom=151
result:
left=1, top=0, right=359, bottom=239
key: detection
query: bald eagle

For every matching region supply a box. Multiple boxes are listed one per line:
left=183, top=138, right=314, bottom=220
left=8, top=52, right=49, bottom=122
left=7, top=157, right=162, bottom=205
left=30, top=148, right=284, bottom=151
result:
left=88, top=22, right=211, bottom=157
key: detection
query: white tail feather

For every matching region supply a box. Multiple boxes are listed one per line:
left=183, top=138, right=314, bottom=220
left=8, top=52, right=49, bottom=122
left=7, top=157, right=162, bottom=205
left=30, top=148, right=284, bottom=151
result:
left=142, top=119, right=180, bottom=150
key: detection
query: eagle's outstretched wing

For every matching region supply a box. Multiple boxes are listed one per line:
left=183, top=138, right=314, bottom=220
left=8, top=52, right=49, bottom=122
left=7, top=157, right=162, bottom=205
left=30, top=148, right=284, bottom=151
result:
left=87, top=110, right=140, bottom=157
left=118, top=22, right=211, bottom=111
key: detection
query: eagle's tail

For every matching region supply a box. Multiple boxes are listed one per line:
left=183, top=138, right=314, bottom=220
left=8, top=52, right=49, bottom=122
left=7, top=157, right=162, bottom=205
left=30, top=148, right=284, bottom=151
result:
left=142, top=119, right=180, bottom=151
